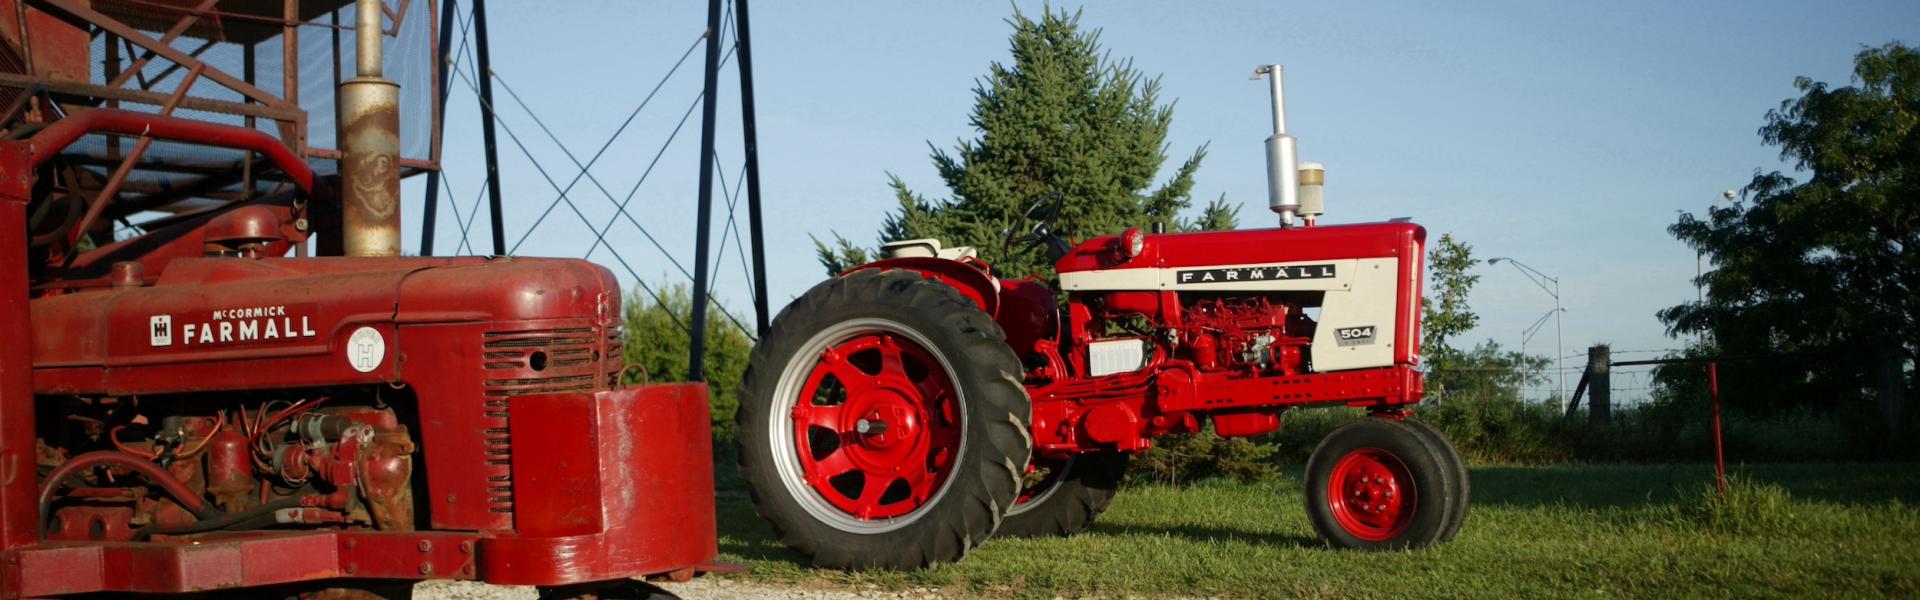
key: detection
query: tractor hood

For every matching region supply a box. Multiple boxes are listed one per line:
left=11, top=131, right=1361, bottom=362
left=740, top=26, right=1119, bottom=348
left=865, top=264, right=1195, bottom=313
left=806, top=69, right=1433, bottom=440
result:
left=31, top=256, right=619, bottom=394
left=1055, top=221, right=1425, bottom=276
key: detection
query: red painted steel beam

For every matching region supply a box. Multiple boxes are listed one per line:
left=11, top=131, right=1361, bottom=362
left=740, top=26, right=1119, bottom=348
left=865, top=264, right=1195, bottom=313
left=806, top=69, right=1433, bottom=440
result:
left=27, top=108, right=315, bottom=192
left=0, top=142, right=37, bottom=555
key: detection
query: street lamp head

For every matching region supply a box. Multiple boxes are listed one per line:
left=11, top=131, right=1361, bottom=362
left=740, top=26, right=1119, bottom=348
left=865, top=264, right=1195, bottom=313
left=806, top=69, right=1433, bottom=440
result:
left=1722, top=190, right=1736, bottom=201
left=1487, top=257, right=1506, bottom=265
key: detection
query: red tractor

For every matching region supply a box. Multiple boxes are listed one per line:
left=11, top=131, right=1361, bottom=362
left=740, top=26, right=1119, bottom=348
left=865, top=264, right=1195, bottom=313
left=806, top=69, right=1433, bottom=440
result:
left=0, top=1, right=715, bottom=596
left=736, top=65, right=1468, bottom=569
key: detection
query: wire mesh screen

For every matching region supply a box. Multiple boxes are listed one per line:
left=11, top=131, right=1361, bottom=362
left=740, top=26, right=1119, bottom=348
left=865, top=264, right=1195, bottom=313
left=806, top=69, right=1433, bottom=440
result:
left=69, top=0, right=435, bottom=189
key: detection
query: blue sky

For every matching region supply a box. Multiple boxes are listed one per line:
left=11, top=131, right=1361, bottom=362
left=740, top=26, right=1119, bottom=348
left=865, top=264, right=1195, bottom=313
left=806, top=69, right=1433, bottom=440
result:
left=403, top=1, right=1917, bottom=398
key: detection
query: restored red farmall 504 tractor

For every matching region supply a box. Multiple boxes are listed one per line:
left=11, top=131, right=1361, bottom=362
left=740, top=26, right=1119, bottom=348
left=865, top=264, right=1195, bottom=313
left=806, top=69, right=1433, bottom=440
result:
left=737, top=65, right=1468, bottom=569
left=0, top=1, right=714, bottom=596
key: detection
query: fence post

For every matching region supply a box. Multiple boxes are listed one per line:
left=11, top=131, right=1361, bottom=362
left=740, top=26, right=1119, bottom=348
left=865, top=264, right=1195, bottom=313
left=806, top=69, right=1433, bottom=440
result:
left=1588, top=345, right=1610, bottom=425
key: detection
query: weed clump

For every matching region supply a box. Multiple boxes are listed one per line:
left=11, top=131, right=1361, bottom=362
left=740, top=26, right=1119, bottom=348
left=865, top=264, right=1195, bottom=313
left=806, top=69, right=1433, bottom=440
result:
left=1669, top=473, right=1797, bottom=535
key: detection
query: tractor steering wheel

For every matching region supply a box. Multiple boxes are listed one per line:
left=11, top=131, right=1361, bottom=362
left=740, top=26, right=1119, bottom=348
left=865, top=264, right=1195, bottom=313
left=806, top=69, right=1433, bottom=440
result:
left=1004, top=191, right=1070, bottom=263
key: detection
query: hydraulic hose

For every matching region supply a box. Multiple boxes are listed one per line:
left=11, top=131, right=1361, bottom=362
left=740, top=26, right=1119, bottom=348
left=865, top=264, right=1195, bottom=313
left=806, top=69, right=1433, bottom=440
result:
left=131, top=493, right=309, bottom=541
left=37, top=450, right=221, bottom=538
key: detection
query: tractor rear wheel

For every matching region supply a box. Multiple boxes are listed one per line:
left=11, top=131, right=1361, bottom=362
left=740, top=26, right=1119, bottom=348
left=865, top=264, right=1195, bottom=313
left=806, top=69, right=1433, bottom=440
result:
left=1402, top=419, right=1469, bottom=542
left=1303, top=418, right=1461, bottom=551
left=996, top=451, right=1129, bottom=538
left=735, top=269, right=1031, bottom=570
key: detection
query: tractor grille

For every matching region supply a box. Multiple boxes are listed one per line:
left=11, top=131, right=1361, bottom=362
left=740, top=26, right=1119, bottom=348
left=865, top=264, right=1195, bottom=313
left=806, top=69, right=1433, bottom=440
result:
left=478, top=325, right=624, bottom=513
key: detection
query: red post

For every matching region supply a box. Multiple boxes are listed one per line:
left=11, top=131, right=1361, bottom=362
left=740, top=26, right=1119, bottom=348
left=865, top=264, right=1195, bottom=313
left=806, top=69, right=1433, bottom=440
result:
left=1708, top=362, right=1726, bottom=497
left=0, top=142, right=39, bottom=553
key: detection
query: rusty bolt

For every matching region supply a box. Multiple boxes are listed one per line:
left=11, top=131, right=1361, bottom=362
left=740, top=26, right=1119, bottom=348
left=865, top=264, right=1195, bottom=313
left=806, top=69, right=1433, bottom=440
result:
left=462, top=564, right=475, bottom=576
left=418, top=540, right=433, bottom=552
left=418, top=563, right=434, bottom=576
left=446, top=493, right=457, bottom=503
left=344, top=563, right=357, bottom=575
left=344, top=538, right=357, bottom=550
left=295, top=218, right=309, bottom=232
left=459, top=541, right=474, bottom=555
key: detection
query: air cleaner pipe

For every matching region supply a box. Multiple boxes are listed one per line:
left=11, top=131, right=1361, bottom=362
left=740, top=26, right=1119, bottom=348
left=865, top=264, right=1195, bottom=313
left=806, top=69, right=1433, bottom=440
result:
left=1298, top=162, right=1325, bottom=226
left=338, top=0, right=402, bottom=257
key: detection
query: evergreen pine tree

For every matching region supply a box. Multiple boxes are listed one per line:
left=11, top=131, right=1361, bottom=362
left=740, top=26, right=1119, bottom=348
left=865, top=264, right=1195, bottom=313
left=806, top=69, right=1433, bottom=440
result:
left=817, top=6, right=1210, bottom=277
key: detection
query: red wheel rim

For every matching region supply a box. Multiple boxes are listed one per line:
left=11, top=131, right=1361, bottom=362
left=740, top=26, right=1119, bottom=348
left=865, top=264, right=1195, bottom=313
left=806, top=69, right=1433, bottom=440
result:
left=1327, top=448, right=1416, bottom=541
left=789, top=330, right=962, bottom=522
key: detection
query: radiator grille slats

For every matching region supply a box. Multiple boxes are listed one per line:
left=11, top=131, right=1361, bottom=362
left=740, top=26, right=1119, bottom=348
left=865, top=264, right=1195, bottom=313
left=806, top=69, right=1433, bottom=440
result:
left=476, top=325, right=624, bottom=515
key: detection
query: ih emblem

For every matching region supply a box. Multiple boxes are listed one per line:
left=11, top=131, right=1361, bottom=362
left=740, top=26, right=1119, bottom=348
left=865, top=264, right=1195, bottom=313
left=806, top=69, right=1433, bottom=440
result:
left=150, top=315, right=173, bottom=347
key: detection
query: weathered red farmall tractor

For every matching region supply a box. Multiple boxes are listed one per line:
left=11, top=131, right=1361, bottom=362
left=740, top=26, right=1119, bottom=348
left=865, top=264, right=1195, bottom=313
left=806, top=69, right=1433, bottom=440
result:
left=737, top=65, right=1468, bottom=569
left=0, top=1, right=714, bottom=596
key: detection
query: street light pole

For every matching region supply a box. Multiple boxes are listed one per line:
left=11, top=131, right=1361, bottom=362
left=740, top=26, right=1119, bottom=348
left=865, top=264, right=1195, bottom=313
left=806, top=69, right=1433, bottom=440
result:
left=1490, top=257, right=1564, bottom=401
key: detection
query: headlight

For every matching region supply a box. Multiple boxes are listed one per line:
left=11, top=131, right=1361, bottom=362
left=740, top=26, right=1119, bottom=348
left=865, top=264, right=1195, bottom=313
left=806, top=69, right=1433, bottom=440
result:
left=1121, top=227, right=1146, bottom=259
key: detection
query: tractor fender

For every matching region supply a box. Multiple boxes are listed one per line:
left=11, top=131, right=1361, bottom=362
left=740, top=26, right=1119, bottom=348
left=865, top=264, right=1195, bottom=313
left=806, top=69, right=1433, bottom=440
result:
left=850, top=257, right=1000, bottom=317
left=847, top=258, right=1060, bottom=359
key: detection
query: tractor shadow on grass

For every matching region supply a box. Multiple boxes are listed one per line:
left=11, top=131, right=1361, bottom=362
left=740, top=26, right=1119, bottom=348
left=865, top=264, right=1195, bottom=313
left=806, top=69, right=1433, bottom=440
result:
left=1088, top=522, right=1321, bottom=549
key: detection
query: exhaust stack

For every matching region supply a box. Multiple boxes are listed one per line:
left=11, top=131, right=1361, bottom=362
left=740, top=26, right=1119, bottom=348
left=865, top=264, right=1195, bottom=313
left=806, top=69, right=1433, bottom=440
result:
left=339, top=0, right=402, bottom=257
left=1251, top=64, right=1299, bottom=227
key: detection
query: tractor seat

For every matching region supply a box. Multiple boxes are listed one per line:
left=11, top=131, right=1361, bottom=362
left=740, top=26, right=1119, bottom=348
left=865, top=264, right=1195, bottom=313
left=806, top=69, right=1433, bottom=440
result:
left=881, top=238, right=977, bottom=261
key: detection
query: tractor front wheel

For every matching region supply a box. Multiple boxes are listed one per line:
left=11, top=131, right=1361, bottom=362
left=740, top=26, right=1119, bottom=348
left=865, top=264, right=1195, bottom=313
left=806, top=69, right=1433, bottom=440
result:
left=735, top=269, right=1031, bottom=569
left=1303, top=417, right=1463, bottom=550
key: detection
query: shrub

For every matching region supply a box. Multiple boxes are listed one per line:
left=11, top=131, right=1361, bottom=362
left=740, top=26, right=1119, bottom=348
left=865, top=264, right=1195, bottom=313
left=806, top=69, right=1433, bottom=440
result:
left=1129, top=425, right=1277, bottom=485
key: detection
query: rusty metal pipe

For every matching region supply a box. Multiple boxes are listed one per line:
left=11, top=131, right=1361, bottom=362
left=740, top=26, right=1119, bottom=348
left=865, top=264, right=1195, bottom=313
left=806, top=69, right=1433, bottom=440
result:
left=67, top=64, right=205, bottom=249
left=27, top=109, right=316, bottom=191
left=338, top=0, right=402, bottom=257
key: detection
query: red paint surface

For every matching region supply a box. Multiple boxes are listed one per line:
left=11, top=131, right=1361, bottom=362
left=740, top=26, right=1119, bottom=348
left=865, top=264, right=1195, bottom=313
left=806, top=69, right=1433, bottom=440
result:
left=789, top=332, right=962, bottom=521
left=863, top=222, right=1428, bottom=457
left=0, top=142, right=37, bottom=555
left=1327, top=448, right=1416, bottom=542
left=484, top=385, right=717, bottom=586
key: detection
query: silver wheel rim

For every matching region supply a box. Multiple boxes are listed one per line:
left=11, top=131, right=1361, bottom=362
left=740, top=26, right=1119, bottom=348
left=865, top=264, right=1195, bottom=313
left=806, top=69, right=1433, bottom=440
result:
left=768, top=317, right=968, bottom=534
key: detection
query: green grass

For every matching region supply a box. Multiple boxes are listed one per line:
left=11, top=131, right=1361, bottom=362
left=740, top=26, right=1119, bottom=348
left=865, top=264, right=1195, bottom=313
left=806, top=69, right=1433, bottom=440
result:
left=711, top=463, right=1920, bottom=598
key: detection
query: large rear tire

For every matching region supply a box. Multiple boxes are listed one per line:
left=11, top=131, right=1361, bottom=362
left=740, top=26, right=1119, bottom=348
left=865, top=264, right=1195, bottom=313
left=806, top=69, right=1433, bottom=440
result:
left=735, top=269, right=1031, bottom=569
left=996, top=451, right=1129, bottom=538
left=1303, top=417, right=1461, bottom=551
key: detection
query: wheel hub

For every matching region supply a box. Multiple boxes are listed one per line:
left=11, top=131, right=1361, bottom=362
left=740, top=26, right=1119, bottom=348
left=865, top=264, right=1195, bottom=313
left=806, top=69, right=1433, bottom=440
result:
left=852, top=396, right=920, bottom=449
left=1327, top=448, right=1415, bottom=541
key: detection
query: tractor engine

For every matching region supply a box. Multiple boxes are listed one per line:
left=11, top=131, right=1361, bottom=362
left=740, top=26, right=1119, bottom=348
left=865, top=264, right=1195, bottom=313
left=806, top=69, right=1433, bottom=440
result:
left=1176, top=295, right=1316, bottom=376
left=40, top=390, right=420, bottom=542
